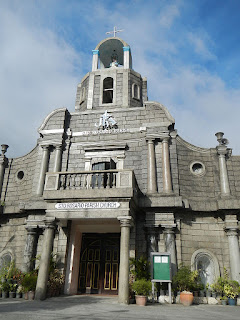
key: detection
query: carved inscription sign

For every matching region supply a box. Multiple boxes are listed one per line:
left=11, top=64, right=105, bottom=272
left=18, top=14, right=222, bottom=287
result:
left=55, top=202, right=120, bottom=210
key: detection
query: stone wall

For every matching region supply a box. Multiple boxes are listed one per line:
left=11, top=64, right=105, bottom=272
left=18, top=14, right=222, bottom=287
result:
left=2, top=147, right=38, bottom=205
left=0, top=215, right=27, bottom=270
left=176, top=212, right=230, bottom=275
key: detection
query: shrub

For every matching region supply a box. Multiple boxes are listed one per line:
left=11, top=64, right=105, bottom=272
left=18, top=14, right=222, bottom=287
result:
left=172, top=265, right=201, bottom=292
left=132, top=279, right=152, bottom=296
left=130, top=256, right=150, bottom=281
left=22, top=273, right=38, bottom=292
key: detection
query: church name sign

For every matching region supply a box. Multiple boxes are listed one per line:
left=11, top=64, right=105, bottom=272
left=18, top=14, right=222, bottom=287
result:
left=73, top=128, right=130, bottom=137
left=55, top=202, right=120, bottom=210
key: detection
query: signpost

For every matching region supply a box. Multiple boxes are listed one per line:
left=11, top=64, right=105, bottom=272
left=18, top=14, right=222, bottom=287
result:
left=151, top=252, right=172, bottom=304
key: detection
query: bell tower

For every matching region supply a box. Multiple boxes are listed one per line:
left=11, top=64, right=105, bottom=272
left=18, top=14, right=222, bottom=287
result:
left=75, top=37, right=148, bottom=111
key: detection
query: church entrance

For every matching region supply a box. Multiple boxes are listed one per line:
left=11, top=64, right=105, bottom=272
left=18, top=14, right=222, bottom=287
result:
left=78, top=233, right=120, bottom=294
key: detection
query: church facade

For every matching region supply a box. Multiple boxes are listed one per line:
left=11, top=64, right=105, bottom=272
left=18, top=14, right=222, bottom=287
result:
left=0, top=36, right=239, bottom=303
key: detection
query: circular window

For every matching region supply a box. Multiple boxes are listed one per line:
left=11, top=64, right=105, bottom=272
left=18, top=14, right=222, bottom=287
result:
left=190, top=161, right=205, bottom=176
left=17, top=171, right=24, bottom=180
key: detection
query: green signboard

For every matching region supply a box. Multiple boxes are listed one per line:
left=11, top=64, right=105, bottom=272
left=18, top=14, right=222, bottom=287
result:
left=151, top=252, right=171, bottom=281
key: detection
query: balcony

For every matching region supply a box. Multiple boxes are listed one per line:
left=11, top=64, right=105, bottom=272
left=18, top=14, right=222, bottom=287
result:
left=43, top=169, right=137, bottom=200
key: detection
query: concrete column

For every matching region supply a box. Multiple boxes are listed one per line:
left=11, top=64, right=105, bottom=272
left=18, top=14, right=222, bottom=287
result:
left=162, top=224, right=177, bottom=276
left=225, top=227, right=240, bottom=283
left=0, top=156, right=6, bottom=200
left=53, top=145, right=62, bottom=172
left=35, top=219, right=56, bottom=300
left=146, top=227, right=158, bottom=260
left=117, top=216, right=133, bottom=304
left=23, top=226, right=38, bottom=273
left=147, top=139, right=157, bottom=194
left=162, top=137, right=173, bottom=193
left=36, top=145, right=50, bottom=196
left=217, top=146, right=230, bottom=196
left=92, top=50, right=99, bottom=71
left=123, top=46, right=130, bottom=69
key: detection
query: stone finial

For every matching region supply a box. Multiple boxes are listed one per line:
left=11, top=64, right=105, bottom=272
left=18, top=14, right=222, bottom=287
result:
left=215, top=132, right=229, bottom=146
left=1, top=144, right=9, bottom=155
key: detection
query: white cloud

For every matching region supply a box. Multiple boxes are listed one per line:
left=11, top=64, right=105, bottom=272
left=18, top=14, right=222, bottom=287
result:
left=0, top=4, right=80, bottom=158
left=187, top=32, right=216, bottom=61
left=158, top=4, right=180, bottom=28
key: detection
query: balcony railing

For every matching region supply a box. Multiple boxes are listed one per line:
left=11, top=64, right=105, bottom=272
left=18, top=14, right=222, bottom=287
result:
left=44, top=169, right=136, bottom=191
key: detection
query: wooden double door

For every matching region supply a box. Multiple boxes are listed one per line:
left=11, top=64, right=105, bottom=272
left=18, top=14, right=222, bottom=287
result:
left=78, top=233, right=120, bottom=294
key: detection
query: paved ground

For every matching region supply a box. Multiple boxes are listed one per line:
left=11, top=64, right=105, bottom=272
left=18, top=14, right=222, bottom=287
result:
left=0, top=295, right=239, bottom=320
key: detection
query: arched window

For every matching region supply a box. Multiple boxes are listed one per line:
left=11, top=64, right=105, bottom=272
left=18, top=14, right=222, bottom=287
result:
left=103, top=77, right=113, bottom=104
left=0, top=252, right=12, bottom=272
left=191, top=249, right=220, bottom=286
left=132, top=83, right=140, bottom=100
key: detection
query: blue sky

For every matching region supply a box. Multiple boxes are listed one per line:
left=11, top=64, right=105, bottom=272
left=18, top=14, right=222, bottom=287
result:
left=0, top=0, right=240, bottom=157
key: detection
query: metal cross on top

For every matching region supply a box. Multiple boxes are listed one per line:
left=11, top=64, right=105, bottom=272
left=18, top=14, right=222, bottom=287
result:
left=106, top=26, right=124, bottom=37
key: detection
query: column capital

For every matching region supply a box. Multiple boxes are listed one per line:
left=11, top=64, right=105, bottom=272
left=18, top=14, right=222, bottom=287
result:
left=225, top=227, right=239, bottom=237
left=0, top=155, right=7, bottom=166
left=216, top=145, right=228, bottom=156
left=40, top=144, right=50, bottom=150
left=161, top=224, right=177, bottom=234
left=25, top=225, right=38, bottom=234
left=117, top=216, right=133, bottom=228
left=145, top=137, right=155, bottom=143
left=54, top=144, right=62, bottom=150
left=162, top=136, right=170, bottom=143
left=44, top=218, right=57, bottom=229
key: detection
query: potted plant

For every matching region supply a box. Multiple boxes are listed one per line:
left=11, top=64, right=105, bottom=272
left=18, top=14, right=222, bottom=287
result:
left=22, top=272, right=38, bottom=300
left=224, top=281, right=239, bottom=306
left=220, top=296, right=228, bottom=305
left=1, top=280, right=10, bottom=298
left=172, top=265, right=201, bottom=306
left=129, top=255, right=151, bottom=305
left=9, top=282, right=17, bottom=298
left=16, top=285, right=23, bottom=298
left=132, top=279, right=152, bottom=306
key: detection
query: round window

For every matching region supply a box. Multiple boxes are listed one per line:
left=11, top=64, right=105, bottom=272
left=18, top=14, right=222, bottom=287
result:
left=190, top=161, right=205, bottom=176
left=17, top=171, right=24, bottom=180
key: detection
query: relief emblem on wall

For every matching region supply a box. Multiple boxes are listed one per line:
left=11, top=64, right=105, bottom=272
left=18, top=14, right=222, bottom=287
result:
left=95, top=110, right=117, bottom=130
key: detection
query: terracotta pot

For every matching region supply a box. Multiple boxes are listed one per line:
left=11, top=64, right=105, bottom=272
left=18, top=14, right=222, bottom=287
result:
left=28, top=291, right=35, bottom=300
left=180, top=291, right=194, bottom=306
left=24, top=292, right=28, bottom=300
left=135, top=295, right=147, bottom=306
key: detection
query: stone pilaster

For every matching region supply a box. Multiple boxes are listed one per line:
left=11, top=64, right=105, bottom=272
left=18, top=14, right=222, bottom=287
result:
left=225, top=227, right=240, bottom=283
left=162, top=224, right=177, bottom=276
left=162, top=137, right=172, bottom=194
left=53, top=145, right=62, bottom=172
left=92, top=50, right=99, bottom=71
left=36, top=145, right=50, bottom=196
left=117, top=216, right=133, bottom=304
left=0, top=156, right=7, bottom=200
left=35, top=219, right=56, bottom=300
left=146, top=139, right=157, bottom=194
left=216, top=146, right=230, bottom=196
left=23, top=226, right=38, bottom=273
left=123, top=46, right=130, bottom=69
